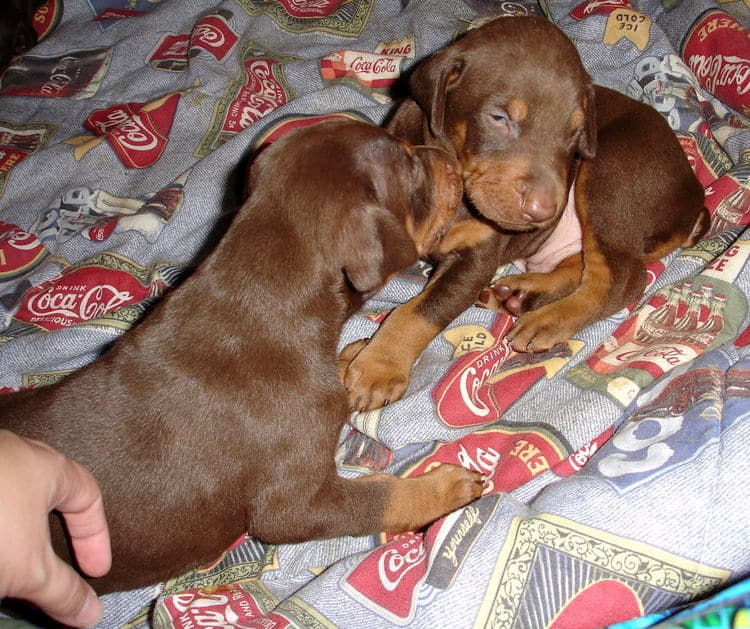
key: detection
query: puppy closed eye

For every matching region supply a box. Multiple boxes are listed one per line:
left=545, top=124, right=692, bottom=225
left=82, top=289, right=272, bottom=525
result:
left=489, top=112, right=510, bottom=129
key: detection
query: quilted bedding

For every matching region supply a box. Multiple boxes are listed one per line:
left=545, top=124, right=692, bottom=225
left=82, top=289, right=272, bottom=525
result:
left=0, top=1, right=749, bottom=627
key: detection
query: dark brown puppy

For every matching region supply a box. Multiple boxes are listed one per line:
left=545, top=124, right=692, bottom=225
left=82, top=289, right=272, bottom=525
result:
left=0, top=119, right=481, bottom=595
left=340, top=15, right=708, bottom=412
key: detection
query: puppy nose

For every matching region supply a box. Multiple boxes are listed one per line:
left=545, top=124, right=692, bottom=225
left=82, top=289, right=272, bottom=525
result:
left=515, top=179, right=558, bottom=223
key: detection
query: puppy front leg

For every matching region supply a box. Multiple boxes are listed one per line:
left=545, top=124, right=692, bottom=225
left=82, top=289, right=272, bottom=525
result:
left=341, top=228, right=502, bottom=412
left=251, top=466, right=483, bottom=544
left=480, top=253, right=583, bottom=314
left=505, top=243, right=645, bottom=353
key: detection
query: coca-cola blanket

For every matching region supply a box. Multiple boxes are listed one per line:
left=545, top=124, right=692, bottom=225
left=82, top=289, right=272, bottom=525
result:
left=1, top=1, right=749, bottom=628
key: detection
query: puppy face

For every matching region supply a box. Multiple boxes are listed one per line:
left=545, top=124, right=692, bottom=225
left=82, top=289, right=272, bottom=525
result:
left=409, top=16, right=596, bottom=232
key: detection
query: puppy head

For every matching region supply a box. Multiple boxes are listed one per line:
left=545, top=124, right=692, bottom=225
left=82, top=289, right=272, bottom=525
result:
left=409, top=15, right=596, bottom=232
left=336, top=128, right=462, bottom=296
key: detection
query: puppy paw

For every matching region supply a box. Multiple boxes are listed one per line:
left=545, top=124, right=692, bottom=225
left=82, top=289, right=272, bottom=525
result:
left=427, top=464, right=485, bottom=511
left=506, top=308, right=574, bottom=353
left=340, top=340, right=410, bottom=412
left=478, top=274, right=546, bottom=314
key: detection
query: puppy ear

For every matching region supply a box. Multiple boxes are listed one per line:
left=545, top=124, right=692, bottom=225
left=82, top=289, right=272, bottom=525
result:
left=409, top=49, right=465, bottom=145
left=577, top=83, right=597, bottom=159
left=340, top=204, right=417, bottom=294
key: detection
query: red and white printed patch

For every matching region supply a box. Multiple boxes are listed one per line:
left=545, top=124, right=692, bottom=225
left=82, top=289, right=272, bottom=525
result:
left=0, top=221, right=47, bottom=280
left=682, top=10, right=750, bottom=116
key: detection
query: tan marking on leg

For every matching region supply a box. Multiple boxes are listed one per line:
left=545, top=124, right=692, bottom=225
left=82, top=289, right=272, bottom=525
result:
left=341, top=293, right=442, bottom=411
left=506, top=166, right=616, bottom=352
left=360, top=465, right=484, bottom=533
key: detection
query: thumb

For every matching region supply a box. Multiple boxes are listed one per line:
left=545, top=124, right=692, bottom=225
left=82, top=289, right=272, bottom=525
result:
left=26, top=551, right=104, bottom=628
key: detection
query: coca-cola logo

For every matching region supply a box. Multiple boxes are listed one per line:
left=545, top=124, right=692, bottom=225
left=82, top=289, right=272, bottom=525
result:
left=321, top=50, right=403, bottom=89
left=86, top=103, right=144, bottom=136
left=110, top=114, right=160, bottom=151
left=190, top=14, right=238, bottom=61
left=15, top=266, right=149, bottom=330
left=0, top=221, right=47, bottom=279
left=615, top=344, right=688, bottom=365
left=683, top=10, right=750, bottom=115
left=405, top=429, right=564, bottom=498
left=89, top=93, right=180, bottom=168
left=432, top=316, right=536, bottom=427
left=222, top=58, right=287, bottom=133
left=377, top=537, right=427, bottom=592
left=555, top=426, right=614, bottom=477
left=349, top=55, right=398, bottom=75
left=159, top=585, right=287, bottom=629
left=39, top=55, right=80, bottom=97
left=342, top=532, right=430, bottom=622
left=26, top=284, right=132, bottom=320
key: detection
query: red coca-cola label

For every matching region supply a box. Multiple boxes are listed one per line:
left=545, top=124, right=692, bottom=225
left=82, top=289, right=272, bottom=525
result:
left=190, top=14, right=238, bottom=61
left=160, top=585, right=286, bottom=629
left=0, top=147, right=29, bottom=176
left=148, top=34, right=190, bottom=69
left=32, top=0, right=63, bottom=41
left=677, top=135, right=715, bottom=188
left=343, top=531, right=430, bottom=622
left=14, top=265, right=150, bottom=330
left=682, top=10, right=750, bottom=116
left=0, top=48, right=112, bottom=99
left=85, top=102, right=147, bottom=136
left=705, top=173, right=750, bottom=234
left=276, top=0, right=345, bottom=18
left=223, top=58, right=287, bottom=134
left=343, top=424, right=565, bottom=621
left=405, top=427, right=566, bottom=496
left=84, top=93, right=180, bottom=168
left=0, top=221, right=47, bottom=280
left=432, top=315, right=570, bottom=427
left=570, top=0, right=631, bottom=20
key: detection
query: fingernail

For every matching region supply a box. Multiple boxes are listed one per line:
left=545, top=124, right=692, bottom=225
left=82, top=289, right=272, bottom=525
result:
left=75, top=589, right=104, bottom=628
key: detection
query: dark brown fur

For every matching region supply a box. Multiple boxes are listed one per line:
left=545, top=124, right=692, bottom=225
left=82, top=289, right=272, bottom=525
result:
left=340, top=15, right=708, bottom=411
left=0, top=120, right=483, bottom=596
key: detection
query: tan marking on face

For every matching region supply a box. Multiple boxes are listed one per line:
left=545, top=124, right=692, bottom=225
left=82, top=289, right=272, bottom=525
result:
left=507, top=98, right=528, bottom=122
left=451, top=120, right=468, bottom=153
left=437, top=218, right=497, bottom=255
left=569, top=106, right=585, bottom=134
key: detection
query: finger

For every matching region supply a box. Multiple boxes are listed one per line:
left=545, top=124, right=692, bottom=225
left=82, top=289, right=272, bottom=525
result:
left=54, top=457, right=112, bottom=578
left=28, top=551, right=104, bottom=628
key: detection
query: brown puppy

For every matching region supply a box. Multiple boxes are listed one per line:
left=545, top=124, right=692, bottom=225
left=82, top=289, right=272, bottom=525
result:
left=340, top=15, right=708, bottom=412
left=0, top=119, right=481, bottom=596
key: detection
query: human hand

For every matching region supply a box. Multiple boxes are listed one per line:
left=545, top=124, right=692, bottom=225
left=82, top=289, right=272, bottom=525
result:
left=0, top=430, right=111, bottom=627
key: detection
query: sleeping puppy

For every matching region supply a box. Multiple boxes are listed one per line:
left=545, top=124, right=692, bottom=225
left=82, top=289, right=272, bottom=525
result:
left=0, top=119, right=481, bottom=596
left=339, top=15, right=708, bottom=412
